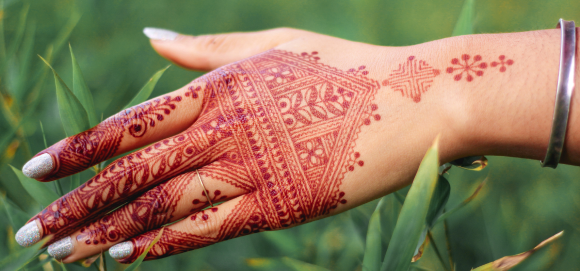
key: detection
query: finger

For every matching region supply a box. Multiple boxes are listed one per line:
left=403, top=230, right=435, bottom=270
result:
left=109, top=193, right=261, bottom=263
left=22, top=78, right=207, bottom=182
left=46, top=167, right=249, bottom=262
left=144, top=27, right=309, bottom=71
left=15, top=121, right=223, bottom=248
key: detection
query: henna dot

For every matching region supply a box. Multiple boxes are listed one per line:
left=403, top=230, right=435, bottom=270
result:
left=413, top=96, right=421, bottom=103
left=363, top=118, right=371, bottom=125
left=362, top=71, right=369, bottom=75
left=408, top=56, right=415, bottom=61
left=500, top=66, right=506, bottom=72
left=340, top=199, right=347, bottom=204
left=358, top=161, right=364, bottom=166
left=381, top=80, right=389, bottom=86
left=133, top=124, right=142, bottom=132
left=467, top=75, right=474, bottom=81
left=371, top=104, right=378, bottom=111
left=285, top=118, right=294, bottom=125
left=454, top=74, right=462, bottom=81
left=476, top=71, right=484, bottom=76
left=354, top=152, right=360, bottom=158
left=202, top=214, right=209, bottom=220
left=348, top=166, right=355, bottom=171
left=507, top=59, right=514, bottom=65
left=270, top=190, right=278, bottom=196
left=446, top=67, right=454, bottom=74
left=451, top=58, right=459, bottom=65
left=193, top=199, right=200, bottom=204
left=462, top=54, right=471, bottom=61
left=499, top=55, right=505, bottom=60
left=186, top=147, right=193, bottom=154
left=211, top=208, right=218, bottom=212
left=491, top=62, right=498, bottom=67
left=215, top=190, right=221, bottom=196
left=157, top=115, right=164, bottom=121
left=93, top=240, right=99, bottom=245
left=479, top=62, right=487, bottom=69
left=85, top=240, right=91, bottom=244
left=312, top=51, right=318, bottom=55
left=374, top=114, right=381, bottom=121
left=263, top=173, right=271, bottom=180
left=433, top=69, right=441, bottom=76
left=279, top=101, right=287, bottom=107
left=474, top=55, right=482, bottom=61
left=339, top=192, right=345, bottom=197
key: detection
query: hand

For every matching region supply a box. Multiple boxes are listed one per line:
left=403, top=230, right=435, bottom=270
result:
left=15, top=27, right=498, bottom=263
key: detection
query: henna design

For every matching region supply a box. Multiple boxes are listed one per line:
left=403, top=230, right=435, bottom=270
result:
left=34, top=50, right=380, bottom=256
left=191, top=207, right=219, bottom=221
left=191, top=190, right=227, bottom=213
left=35, top=95, right=182, bottom=181
left=114, top=50, right=381, bottom=262
left=491, top=55, right=514, bottom=72
left=382, top=56, right=440, bottom=103
left=446, top=54, right=487, bottom=82
left=347, top=66, right=369, bottom=76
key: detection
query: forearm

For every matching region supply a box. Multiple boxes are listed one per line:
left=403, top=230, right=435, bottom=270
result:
left=397, top=28, right=580, bottom=165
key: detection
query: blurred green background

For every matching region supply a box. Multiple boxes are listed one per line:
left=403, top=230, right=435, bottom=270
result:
left=1, top=0, right=580, bottom=270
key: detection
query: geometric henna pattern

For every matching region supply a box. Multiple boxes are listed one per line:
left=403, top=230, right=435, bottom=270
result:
left=119, top=50, right=381, bottom=261
left=382, top=56, right=440, bottom=103
left=446, top=54, right=488, bottom=82
left=33, top=95, right=182, bottom=181
left=30, top=50, right=380, bottom=261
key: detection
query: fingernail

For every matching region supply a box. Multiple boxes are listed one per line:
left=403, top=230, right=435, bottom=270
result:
left=22, top=153, right=54, bottom=179
left=109, top=241, right=133, bottom=259
left=15, top=221, right=41, bottom=247
left=48, top=236, right=74, bottom=260
left=143, top=27, right=179, bottom=41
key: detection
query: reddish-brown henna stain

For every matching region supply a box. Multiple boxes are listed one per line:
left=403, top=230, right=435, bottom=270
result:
left=490, top=55, right=514, bottom=72
left=116, top=50, right=381, bottom=262
left=30, top=50, right=380, bottom=258
left=33, top=96, right=182, bottom=182
left=382, top=56, right=440, bottom=103
left=446, top=54, right=488, bottom=82
left=190, top=190, right=227, bottom=213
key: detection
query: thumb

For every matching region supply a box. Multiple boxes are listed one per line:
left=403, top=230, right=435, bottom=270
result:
left=143, top=27, right=308, bottom=71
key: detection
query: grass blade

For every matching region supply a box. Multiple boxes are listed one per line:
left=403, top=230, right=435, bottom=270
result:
left=9, top=165, right=59, bottom=207
left=0, top=238, right=48, bottom=271
left=433, top=179, right=486, bottom=226
left=124, top=65, right=170, bottom=109
left=13, top=21, right=35, bottom=102
left=0, top=193, right=30, bottom=229
left=472, top=231, right=563, bottom=271
left=39, top=55, right=90, bottom=137
left=362, top=197, right=388, bottom=271
left=451, top=0, right=474, bottom=36
left=123, top=227, right=164, bottom=271
left=70, top=44, right=98, bottom=127
left=4, top=4, right=28, bottom=66
left=381, top=137, right=440, bottom=271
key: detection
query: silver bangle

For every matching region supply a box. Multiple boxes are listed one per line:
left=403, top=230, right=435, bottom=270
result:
left=541, top=19, right=576, bottom=168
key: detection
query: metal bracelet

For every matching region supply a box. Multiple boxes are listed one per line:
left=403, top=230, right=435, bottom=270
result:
left=541, top=19, right=576, bottom=168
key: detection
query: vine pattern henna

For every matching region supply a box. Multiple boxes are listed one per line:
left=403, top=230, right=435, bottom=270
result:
left=74, top=174, right=195, bottom=246
left=491, top=55, right=514, bottom=72
left=382, top=56, right=440, bottom=103
left=33, top=95, right=182, bottom=181
left=116, top=50, right=381, bottom=262
left=190, top=190, right=227, bottom=213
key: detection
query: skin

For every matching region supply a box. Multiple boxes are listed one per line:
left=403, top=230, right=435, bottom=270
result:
left=18, top=27, right=580, bottom=263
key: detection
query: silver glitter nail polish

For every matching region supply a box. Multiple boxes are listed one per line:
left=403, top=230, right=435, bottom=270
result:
left=109, top=241, right=133, bottom=259
left=15, top=221, right=41, bottom=247
left=143, top=27, right=179, bottom=41
left=48, top=236, right=73, bottom=260
left=22, top=153, right=54, bottom=179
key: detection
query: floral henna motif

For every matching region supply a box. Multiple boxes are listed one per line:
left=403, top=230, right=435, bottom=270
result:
left=490, top=55, right=514, bottom=72
left=446, top=54, right=487, bottom=82
left=35, top=95, right=182, bottom=181
left=382, top=56, right=440, bottom=103
left=191, top=190, right=227, bottom=213
left=117, top=49, right=380, bottom=262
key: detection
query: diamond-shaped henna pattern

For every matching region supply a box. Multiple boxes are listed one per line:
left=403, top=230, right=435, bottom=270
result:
left=116, top=50, right=382, bottom=261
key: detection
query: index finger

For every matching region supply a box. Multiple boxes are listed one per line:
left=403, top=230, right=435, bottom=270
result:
left=22, top=82, right=205, bottom=182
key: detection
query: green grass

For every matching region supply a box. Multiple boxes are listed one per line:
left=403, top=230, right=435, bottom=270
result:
left=0, top=0, right=579, bottom=270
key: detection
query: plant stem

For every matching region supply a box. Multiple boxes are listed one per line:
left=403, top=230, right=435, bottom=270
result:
left=444, top=219, right=455, bottom=271
left=427, top=230, right=449, bottom=271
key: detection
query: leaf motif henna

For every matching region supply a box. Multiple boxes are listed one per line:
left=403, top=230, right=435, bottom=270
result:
left=446, top=54, right=488, bottom=82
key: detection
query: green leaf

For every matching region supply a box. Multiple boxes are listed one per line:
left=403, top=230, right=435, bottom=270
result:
left=0, top=193, right=30, bottom=229
left=472, top=231, right=563, bottom=271
left=124, top=65, right=170, bottom=109
left=70, top=44, right=98, bottom=127
left=9, top=165, right=59, bottom=207
left=0, top=238, right=48, bottom=271
left=432, top=179, right=486, bottom=226
left=38, top=55, right=90, bottom=137
left=14, top=20, right=35, bottom=102
left=4, top=4, right=29, bottom=67
left=69, top=174, right=81, bottom=191
left=247, top=257, right=330, bottom=271
left=451, top=0, right=474, bottom=36
left=123, top=227, right=165, bottom=271
left=281, top=257, right=331, bottom=271
left=449, top=155, right=488, bottom=171
left=381, top=137, right=440, bottom=271
left=362, top=197, right=388, bottom=271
